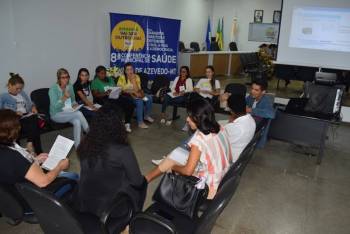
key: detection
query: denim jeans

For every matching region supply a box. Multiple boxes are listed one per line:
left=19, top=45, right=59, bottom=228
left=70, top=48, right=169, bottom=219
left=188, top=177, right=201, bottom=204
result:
left=51, top=111, right=89, bottom=148
left=54, top=171, right=79, bottom=198
left=132, top=94, right=153, bottom=124
left=161, top=94, right=187, bottom=113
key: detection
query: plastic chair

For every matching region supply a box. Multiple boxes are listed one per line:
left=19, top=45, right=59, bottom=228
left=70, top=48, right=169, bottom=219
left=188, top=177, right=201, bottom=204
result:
left=129, top=175, right=240, bottom=234
left=16, top=182, right=134, bottom=234
left=0, top=184, right=38, bottom=225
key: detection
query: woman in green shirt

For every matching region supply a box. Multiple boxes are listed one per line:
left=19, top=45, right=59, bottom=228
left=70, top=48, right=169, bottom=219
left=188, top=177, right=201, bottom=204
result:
left=49, top=68, right=89, bottom=148
left=91, top=65, right=135, bottom=133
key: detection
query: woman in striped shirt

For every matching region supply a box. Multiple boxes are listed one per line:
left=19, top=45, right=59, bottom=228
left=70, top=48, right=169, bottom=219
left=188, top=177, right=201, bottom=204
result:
left=146, top=98, right=232, bottom=199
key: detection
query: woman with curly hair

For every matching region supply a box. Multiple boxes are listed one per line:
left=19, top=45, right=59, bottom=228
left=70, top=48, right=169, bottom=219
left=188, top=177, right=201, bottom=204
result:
left=73, top=105, right=147, bottom=218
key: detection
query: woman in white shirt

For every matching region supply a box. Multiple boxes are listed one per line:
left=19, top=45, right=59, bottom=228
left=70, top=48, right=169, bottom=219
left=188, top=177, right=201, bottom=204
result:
left=160, top=66, right=193, bottom=125
left=194, top=66, right=221, bottom=108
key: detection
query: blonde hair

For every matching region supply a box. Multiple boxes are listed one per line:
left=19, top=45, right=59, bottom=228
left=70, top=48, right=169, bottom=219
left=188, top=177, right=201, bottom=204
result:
left=56, top=68, right=70, bottom=85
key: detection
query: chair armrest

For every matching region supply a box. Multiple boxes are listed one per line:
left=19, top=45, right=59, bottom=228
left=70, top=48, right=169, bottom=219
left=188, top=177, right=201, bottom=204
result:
left=130, top=212, right=177, bottom=234
left=99, top=193, right=134, bottom=234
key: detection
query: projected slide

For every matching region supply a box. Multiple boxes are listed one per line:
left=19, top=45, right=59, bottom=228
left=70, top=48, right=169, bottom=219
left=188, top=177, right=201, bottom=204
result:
left=289, top=7, right=350, bottom=52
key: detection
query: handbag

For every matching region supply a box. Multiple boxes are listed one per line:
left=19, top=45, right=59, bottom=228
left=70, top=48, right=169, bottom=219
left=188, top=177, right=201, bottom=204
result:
left=152, top=173, right=208, bottom=218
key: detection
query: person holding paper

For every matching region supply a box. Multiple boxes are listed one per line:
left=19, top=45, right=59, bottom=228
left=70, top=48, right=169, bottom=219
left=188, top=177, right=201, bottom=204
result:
left=146, top=98, right=232, bottom=199
left=118, top=63, right=153, bottom=129
left=0, top=109, right=74, bottom=194
left=49, top=68, right=89, bottom=148
left=0, top=73, right=43, bottom=154
left=73, top=106, right=147, bottom=218
left=91, top=65, right=135, bottom=133
left=73, top=68, right=98, bottom=118
left=160, top=66, right=193, bottom=126
left=194, top=65, right=221, bottom=109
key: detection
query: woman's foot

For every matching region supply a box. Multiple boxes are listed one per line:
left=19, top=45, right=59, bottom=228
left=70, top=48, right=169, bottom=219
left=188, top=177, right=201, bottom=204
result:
left=125, top=123, right=132, bottom=133
left=138, top=122, right=149, bottom=129
left=160, top=118, right=166, bottom=124
left=165, top=120, right=172, bottom=126
left=144, top=116, right=154, bottom=123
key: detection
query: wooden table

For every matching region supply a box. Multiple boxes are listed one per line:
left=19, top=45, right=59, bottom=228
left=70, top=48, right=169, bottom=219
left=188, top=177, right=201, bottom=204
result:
left=178, top=51, right=255, bottom=77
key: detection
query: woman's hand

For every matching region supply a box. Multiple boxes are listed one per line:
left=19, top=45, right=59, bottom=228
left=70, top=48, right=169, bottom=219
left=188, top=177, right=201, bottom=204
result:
left=58, top=159, right=69, bottom=171
left=35, top=153, right=49, bottom=164
left=16, top=111, right=23, bottom=116
left=32, top=106, right=38, bottom=114
left=64, top=89, right=70, bottom=99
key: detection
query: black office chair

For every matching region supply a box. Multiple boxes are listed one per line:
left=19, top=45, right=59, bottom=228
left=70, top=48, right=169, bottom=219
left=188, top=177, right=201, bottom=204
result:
left=0, top=184, right=38, bottom=225
left=16, top=182, right=134, bottom=234
left=240, top=53, right=267, bottom=84
left=129, top=175, right=240, bottom=234
left=30, top=88, right=71, bottom=130
left=229, top=42, right=238, bottom=51
left=210, top=41, right=220, bottom=51
left=190, top=42, right=200, bottom=52
left=179, top=41, right=185, bottom=52
left=137, top=72, right=151, bottom=94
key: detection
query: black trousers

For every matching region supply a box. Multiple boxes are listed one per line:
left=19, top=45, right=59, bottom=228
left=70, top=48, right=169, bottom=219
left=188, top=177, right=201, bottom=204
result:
left=20, top=115, right=43, bottom=154
left=102, top=96, right=135, bottom=124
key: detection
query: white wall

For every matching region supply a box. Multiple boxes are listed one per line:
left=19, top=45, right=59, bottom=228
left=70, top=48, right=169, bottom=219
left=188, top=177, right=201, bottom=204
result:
left=0, top=0, right=213, bottom=93
left=212, top=0, right=282, bottom=51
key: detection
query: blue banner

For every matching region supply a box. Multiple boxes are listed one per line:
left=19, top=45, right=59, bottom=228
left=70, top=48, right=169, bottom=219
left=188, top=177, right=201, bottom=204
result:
left=110, top=13, right=181, bottom=80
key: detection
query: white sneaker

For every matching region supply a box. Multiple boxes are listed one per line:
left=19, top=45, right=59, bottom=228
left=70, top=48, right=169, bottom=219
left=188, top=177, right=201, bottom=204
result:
left=125, top=123, right=132, bottom=133
left=144, top=116, right=154, bottom=123
left=160, top=118, right=166, bottom=124
left=182, top=123, right=189, bottom=132
left=165, top=120, right=172, bottom=126
left=151, top=156, right=166, bottom=165
left=138, top=122, right=149, bottom=129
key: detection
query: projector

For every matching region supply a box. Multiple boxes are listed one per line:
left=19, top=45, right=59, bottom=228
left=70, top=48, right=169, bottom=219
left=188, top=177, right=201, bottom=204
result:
left=315, top=71, right=337, bottom=85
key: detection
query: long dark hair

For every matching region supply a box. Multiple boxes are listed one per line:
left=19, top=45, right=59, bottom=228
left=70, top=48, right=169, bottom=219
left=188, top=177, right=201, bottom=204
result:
left=74, top=68, right=90, bottom=87
left=0, top=109, right=21, bottom=146
left=179, top=66, right=190, bottom=79
left=123, top=62, right=133, bottom=83
left=205, top=65, right=216, bottom=90
left=77, top=105, right=128, bottom=167
left=187, top=98, right=220, bottom=135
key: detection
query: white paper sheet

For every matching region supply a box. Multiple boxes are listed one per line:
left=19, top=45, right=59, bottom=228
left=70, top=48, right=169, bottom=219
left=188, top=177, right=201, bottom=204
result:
left=84, top=104, right=102, bottom=111
left=42, top=135, right=74, bottom=170
left=63, top=104, right=83, bottom=112
left=168, top=146, right=189, bottom=166
left=108, top=87, right=122, bottom=99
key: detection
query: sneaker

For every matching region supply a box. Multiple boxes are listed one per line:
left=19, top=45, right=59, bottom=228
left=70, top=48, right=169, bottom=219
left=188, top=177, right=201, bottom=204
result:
left=182, top=123, right=189, bottom=132
left=151, top=156, right=166, bottom=165
left=151, top=158, right=164, bottom=166
left=138, top=122, right=149, bottom=129
left=160, top=118, right=166, bottom=124
left=125, top=123, right=132, bottom=133
left=144, top=116, right=154, bottom=123
left=165, top=120, right=172, bottom=126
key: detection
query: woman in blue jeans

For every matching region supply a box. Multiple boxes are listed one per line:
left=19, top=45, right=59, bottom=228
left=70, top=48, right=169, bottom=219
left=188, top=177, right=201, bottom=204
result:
left=49, top=68, right=89, bottom=148
left=118, top=63, right=153, bottom=129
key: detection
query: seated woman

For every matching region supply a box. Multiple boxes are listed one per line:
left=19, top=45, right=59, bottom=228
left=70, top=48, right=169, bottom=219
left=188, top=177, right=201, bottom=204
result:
left=73, top=105, right=147, bottom=218
left=49, top=68, right=89, bottom=148
left=0, top=73, right=43, bottom=154
left=91, top=65, right=135, bottom=132
left=0, top=109, right=74, bottom=194
left=146, top=98, right=232, bottom=199
left=73, top=68, right=98, bottom=118
left=118, top=62, right=153, bottom=129
left=160, top=66, right=193, bottom=126
left=194, top=65, right=221, bottom=109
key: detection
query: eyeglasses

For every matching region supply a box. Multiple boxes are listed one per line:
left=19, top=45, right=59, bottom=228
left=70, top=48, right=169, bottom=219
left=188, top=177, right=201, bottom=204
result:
left=60, top=76, right=70, bottom=79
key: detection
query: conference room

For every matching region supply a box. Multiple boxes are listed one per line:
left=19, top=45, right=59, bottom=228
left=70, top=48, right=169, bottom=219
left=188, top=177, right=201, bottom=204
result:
left=1, top=0, right=350, bottom=233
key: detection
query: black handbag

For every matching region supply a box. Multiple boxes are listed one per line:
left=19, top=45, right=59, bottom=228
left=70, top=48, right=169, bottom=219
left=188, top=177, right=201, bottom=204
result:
left=152, top=173, right=208, bottom=218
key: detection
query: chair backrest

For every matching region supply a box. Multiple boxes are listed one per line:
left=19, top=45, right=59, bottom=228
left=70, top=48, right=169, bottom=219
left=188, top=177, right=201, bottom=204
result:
left=210, top=41, right=220, bottom=51
left=194, top=176, right=240, bottom=234
left=0, top=184, right=28, bottom=225
left=137, top=72, right=149, bottom=90
left=179, top=41, right=185, bottom=52
left=30, top=88, right=50, bottom=117
left=190, top=42, right=200, bottom=52
left=224, top=83, right=247, bottom=96
left=229, top=42, right=238, bottom=51
left=16, top=182, right=85, bottom=234
left=150, top=75, right=170, bottom=95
